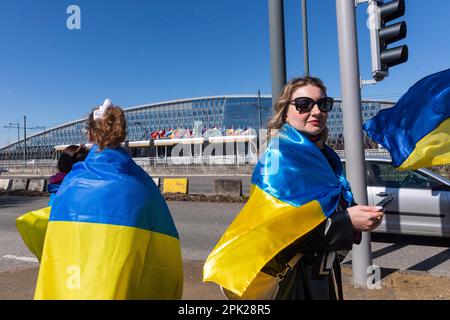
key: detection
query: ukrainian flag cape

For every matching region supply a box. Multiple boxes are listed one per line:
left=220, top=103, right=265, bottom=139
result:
left=35, top=146, right=183, bottom=300
left=203, top=123, right=353, bottom=296
left=16, top=206, right=51, bottom=262
left=363, top=68, right=450, bottom=170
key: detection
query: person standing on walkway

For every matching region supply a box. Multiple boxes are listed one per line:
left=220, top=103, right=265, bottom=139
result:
left=35, top=99, right=183, bottom=299
left=204, top=77, right=383, bottom=300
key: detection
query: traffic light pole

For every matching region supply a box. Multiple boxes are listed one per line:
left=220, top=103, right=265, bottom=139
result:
left=268, top=0, right=287, bottom=101
left=335, top=0, right=373, bottom=287
left=301, top=0, right=310, bottom=76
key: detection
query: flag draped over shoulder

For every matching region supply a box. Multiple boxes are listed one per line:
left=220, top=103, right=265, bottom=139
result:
left=16, top=206, right=51, bottom=262
left=203, top=123, right=353, bottom=297
left=34, top=146, right=183, bottom=300
left=363, top=69, right=450, bottom=170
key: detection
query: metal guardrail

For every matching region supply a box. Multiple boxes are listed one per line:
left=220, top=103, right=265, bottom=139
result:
left=0, top=159, right=56, bottom=168
left=134, top=155, right=258, bottom=166
left=0, top=149, right=391, bottom=171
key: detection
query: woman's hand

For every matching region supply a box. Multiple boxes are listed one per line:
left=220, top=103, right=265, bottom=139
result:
left=347, top=205, right=384, bottom=232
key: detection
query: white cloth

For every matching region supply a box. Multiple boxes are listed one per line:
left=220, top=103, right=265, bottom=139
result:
left=93, top=99, right=113, bottom=121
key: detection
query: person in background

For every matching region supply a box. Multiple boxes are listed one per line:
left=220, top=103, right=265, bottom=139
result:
left=47, top=145, right=88, bottom=206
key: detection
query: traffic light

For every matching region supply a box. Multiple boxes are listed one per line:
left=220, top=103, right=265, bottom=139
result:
left=368, top=0, right=408, bottom=81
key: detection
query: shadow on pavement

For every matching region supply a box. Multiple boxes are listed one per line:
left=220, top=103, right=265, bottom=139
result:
left=0, top=196, right=47, bottom=209
left=342, top=233, right=450, bottom=279
left=407, top=248, right=450, bottom=272
left=371, top=232, right=450, bottom=248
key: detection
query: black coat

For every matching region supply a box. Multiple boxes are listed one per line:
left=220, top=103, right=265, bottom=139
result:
left=261, top=150, right=361, bottom=300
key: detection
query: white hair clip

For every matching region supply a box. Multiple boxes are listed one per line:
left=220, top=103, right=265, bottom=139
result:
left=93, top=99, right=113, bottom=121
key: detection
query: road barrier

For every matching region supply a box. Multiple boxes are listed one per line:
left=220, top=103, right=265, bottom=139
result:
left=28, top=179, right=47, bottom=192
left=0, top=179, right=11, bottom=190
left=214, top=179, right=243, bottom=197
left=163, top=178, right=189, bottom=194
left=11, top=179, right=29, bottom=191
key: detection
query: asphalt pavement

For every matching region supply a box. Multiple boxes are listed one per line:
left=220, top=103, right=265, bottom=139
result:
left=1, top=195, right=450, bottom=300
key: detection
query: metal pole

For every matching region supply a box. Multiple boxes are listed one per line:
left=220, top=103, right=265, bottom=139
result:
left=301, top=0, right=310, bottom=76
left=257, top=89, right=262, bottom=130
left=335, top=0, right=372, bottom=287
left=23, top=115, right=27, bottom=164
left=268, top=0, right=287, bottom=101
left=17, top=123, right=20, bottom=142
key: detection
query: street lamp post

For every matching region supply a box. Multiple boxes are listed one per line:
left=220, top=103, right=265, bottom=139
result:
left=24, top=115, right=27, bottom=164
left=4, top=119, right=45, bottom=162
left=257, top=89, right=262, bottom=130
left=7, top=122, right=20, bottom=142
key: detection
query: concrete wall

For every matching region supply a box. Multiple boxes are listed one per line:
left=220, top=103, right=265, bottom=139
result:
left=1, top=165, right=254, bottom=177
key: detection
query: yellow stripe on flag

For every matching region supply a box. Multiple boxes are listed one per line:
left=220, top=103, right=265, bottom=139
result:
left=16, top=206, right=51, bottom=262
left=399, top=118, right=450, bottom=170
left=203, top=185, right=326, bottom=296
left=35, top=221, right=183, bottom=300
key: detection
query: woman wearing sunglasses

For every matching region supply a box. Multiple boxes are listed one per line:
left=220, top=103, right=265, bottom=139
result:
left=204, top=76, right=385, bottom=300
left=204, top=77, right=384, bottom=300
left=261, top=76, right=384, bottom=300
left=263, top=77, right=383, bottom=300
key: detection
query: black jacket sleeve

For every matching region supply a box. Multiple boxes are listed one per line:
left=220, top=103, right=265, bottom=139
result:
left=289, top=209, right=355, bottom=254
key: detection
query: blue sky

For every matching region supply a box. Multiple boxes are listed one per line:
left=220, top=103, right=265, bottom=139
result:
left=1, top=0, right=449, bottom=147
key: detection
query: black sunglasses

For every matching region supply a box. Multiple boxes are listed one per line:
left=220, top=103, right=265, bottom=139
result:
left=288, top=97, right=334, bottom=113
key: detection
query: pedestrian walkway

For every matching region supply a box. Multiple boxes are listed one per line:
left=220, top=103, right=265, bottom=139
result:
left=185, top=260, right=450, bottom=300
left=1, top=261, right=450, bottom=300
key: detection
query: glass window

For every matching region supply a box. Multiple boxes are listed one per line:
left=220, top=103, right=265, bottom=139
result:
left=367, top=162, right=434, bottom=189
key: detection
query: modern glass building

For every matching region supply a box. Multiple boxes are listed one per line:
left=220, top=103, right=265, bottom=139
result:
left=0, top=95, right=394, bottom=160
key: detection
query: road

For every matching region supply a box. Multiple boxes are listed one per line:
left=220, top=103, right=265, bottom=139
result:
left=1, top=195, right=450, bottom=299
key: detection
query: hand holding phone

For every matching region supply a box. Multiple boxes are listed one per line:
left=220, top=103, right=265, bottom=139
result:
left=376, top=194, right=395, bottom=209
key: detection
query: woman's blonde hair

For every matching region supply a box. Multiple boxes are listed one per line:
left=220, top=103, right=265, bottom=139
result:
left=86, top=105, right=127, bottom=150
left=267, top=76, right=328, bottom=141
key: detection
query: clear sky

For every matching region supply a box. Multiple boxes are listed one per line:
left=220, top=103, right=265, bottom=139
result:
left=1, top=0, right=449, bottom=147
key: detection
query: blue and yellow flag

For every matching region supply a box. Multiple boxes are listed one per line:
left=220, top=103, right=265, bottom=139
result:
left=363, top=69, right=450, bottom=170
left=203, top=123, right=353, bottom=297
left=34, top=146, right=183, bottom=300
left=16, top=206, right=51, bottom=262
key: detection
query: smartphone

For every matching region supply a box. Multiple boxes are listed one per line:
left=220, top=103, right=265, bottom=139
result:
left=376, top=194, right=395, bottom=209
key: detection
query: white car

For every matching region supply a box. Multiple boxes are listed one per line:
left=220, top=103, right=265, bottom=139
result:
left=344, top=158, right=450, bottom=238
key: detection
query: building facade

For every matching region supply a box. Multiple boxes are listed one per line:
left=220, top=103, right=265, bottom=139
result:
left=0, top=95, right=394, bottom=160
